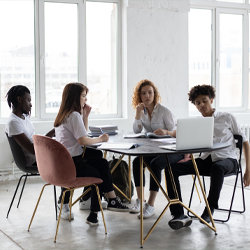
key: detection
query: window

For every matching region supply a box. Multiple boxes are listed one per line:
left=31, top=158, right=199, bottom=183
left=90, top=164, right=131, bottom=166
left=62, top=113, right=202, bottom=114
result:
left=0, top=0, right=35, bottom=118
left=0, top=0, right=121, bottom=120
left=189, top=2, right=249, bottom=115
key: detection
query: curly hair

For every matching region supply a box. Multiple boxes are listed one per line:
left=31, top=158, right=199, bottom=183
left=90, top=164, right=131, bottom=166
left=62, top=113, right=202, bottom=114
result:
left=131, top=79, right=161, bottom=109
left=188, top=84, right=216, bottom=104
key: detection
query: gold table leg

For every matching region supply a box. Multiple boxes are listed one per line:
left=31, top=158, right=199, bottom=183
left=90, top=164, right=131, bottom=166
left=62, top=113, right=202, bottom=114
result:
left=139, top=153, right=217, bottom=247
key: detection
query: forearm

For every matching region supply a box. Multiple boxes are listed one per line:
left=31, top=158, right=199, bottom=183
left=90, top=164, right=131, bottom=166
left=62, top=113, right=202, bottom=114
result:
left=83, top=117, right=88, bottom=131
left=243, top=141, right=250, bottom=173
left=167, top=130, right=176, bottom=138
left=78, top=136, right=102, bottom=146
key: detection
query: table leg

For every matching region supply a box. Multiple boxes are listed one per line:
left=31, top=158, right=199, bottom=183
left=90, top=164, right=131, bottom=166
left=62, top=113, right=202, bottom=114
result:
left=139, top=154, right=217, bottom=246
left=140, top=156, right=144, bottom=248
left=190, top=154, right=217, bottom=231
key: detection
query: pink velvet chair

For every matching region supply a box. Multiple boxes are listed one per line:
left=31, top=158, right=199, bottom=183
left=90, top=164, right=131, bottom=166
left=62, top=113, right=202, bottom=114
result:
left=28, top=135, right=107, bottom=242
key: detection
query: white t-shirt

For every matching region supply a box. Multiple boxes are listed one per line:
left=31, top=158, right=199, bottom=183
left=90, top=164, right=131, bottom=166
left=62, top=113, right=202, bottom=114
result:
left=5, top=113, right=36, bottom=166
left=200, top=110, right=248, bottom=162
left=55, top=111, right=88, bottom=157
left=133, top=103, right=176, bottom=133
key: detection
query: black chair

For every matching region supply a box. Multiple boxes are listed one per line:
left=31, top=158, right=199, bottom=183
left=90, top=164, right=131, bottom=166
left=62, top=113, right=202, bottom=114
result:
left=187, top=134, right=246, bottom=222
left=6, top=133, right=57, bottom=219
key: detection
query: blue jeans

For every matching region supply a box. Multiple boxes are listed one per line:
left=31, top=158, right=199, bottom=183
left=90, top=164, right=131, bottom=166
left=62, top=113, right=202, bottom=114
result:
left=165, top=155, right=238, bottom=215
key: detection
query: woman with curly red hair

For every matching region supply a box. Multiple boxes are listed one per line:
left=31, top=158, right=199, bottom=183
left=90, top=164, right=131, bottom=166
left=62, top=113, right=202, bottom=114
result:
left=130, top=79, right=184, bottom=219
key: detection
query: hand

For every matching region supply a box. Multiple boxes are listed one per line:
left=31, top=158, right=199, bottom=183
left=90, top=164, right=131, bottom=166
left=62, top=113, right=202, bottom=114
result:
left=243, top=171, right=250, bottom=187
left=136, top=103, right=146, bottom=114
left=99, top=133, right=109, bottom=142
left=82, top=104, right=92, bottom=117
left=153, top=129, right=167, bottom=135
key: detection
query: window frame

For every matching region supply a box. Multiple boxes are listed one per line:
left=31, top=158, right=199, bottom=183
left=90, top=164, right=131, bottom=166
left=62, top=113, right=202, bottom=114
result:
left=190, top=0, right=250, bottom=116
left=0, top=0, right=122, bottom=121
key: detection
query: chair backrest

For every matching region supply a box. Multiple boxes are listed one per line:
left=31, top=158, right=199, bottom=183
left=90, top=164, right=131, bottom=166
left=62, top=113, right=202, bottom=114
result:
left=234, top=134, right=243, bottom=169
left=6, top=132, right=28, bottom=171
left=33, top=135, right=77, bottom=187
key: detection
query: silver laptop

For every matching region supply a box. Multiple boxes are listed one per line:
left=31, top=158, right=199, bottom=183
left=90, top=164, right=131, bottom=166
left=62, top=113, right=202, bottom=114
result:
left=160, top=117, right=214, bottom=151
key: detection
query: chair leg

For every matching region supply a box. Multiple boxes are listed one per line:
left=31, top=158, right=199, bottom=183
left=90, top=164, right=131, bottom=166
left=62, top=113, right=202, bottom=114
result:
left=28, top=183, right=50, bottom=231
left=214, top=171, right=246, bottom=222
left=54, top=190, right=67, bottom=243
left=54, top=185, right=57, bottom=220
left=17, top=174, right=28, bottom=208
left=6, top=174, right=27, bottom=218
left=69, top=190, right=74, bottom=222
left=95, top=184, right=107, bottom=234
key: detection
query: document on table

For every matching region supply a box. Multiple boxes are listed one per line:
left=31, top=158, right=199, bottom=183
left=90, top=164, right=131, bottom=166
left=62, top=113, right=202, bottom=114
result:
left=97, top=143, right=142, bottom=150
left=151, top=138, right=176, bottom=144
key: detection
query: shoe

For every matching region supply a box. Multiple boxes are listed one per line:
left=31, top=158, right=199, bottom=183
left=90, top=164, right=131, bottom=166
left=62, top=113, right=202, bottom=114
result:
left=57, top=203, right=74, bottom=220
left=107, top=197, right=130, bottom=212
left=200, top=207, right=215, bottom=224
left=86, top=212, right=99, bottom=227
left=137, top=203, right=155, bottom=219
left=79, top=198, right=108, bottom=210
left=168, top=214, right=192, bottom=230
left=130, top=198, right=144, bottom=213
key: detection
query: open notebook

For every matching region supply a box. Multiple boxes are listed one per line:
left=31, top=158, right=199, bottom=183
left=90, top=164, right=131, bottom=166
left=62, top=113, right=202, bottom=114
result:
left=160, top=117, right=214, bottom=151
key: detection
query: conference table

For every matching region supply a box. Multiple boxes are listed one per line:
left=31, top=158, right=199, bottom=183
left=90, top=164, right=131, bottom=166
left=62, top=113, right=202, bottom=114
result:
left=89, top=135, right=229, bottom=247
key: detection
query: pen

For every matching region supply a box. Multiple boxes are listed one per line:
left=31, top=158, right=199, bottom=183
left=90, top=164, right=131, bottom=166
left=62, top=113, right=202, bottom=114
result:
left=144, top=107, right=147, bottom=115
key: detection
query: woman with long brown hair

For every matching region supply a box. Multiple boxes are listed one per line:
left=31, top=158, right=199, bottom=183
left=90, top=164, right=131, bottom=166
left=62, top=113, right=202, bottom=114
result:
left=54, top=82, right=129, bottom=226
left=130, top=79, right=183, bottom=219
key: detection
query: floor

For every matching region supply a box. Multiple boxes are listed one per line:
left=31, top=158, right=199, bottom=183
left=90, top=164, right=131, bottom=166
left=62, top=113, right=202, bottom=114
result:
left=0, top=164, right=250, bottom=250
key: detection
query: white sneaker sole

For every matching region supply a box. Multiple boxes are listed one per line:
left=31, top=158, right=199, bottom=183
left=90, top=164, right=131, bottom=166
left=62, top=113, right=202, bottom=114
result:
left=85, top=220, right=99, bottom=227
left=107, top=207, right=130, bottom=212
left=137, top=212, right=155, bottom=219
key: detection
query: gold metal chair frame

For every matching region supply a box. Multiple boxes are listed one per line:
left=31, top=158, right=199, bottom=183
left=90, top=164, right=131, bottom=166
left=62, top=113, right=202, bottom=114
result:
left=139, top=153, right=217, bottom=247
left=28, top=183, right=107, bottom=242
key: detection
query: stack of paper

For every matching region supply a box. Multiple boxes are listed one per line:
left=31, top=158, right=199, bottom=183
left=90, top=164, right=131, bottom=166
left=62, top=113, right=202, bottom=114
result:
left=89, top=125, right=118, bottom=137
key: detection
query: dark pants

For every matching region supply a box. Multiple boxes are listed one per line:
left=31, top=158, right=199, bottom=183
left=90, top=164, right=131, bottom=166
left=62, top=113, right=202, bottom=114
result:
left=58, top=154, right=113, bottom=212
left=133, top=154, right=184, bottom=191
left=165, top=155, right=238, bottom=215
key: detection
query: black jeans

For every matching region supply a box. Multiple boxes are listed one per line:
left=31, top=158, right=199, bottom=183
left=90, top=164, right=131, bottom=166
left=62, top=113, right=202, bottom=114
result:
left=58, top=155, right=113, bottom=212
left=165, top=155, right=238, bottom=215
left=133, top=154, right=184, bottom=191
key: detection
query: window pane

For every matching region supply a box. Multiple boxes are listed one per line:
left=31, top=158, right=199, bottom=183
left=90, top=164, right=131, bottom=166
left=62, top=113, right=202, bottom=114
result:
left=86, top=2, right=117, bottom=115
left=44, top=2, right=78, bottom=113
left=217, top=0, right=245, bottom=3
left=219, top=13, right=242, bottom=107
left=189, top=9, right=212, bottom=113
left=0, top=0, right=35, bottom=118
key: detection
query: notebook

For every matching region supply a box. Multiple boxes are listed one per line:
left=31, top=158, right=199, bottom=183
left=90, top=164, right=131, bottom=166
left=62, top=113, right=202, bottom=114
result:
left=159, top=117, right=214, bottom=151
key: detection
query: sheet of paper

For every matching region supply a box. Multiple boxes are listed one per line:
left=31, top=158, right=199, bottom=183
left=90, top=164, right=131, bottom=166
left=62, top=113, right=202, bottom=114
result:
left=151, top=138, right=176, bottom=144
left=98, top=143, right=137, bottom=150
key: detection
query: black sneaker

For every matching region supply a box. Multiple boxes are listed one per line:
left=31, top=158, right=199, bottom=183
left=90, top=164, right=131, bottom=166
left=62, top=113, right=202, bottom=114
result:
left=200, top=207, right=215, bottom=224
left=86, top=212, right=99, bottom=227
left=168, top=214, right=192, bottom=230
left=107, top=197, right=130, bottom=212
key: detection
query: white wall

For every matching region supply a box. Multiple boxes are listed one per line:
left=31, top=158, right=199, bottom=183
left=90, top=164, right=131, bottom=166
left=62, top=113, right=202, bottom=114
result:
left=0, top=0, right=190, bottom=178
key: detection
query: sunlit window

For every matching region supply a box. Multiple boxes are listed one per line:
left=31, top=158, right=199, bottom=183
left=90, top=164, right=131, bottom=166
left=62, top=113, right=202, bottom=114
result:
left=0, top=0, right=35, bottom=117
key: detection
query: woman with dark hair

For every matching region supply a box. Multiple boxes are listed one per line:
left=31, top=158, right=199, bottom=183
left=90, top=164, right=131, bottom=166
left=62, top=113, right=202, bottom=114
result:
left=54, top=82, right=129, bottom=226
left=5, top=85, right=54, bottom=166
left=130, top=79, right=184, bottom=219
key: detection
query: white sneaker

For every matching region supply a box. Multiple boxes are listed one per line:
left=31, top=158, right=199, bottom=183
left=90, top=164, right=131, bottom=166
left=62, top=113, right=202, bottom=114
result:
left=79, top=198, right=108, bottom=210
left=57, top=203, right=74, bottom=220
left=130, top=198, right=144, bottom=213
left=137, top=203, right=155, bottom=219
